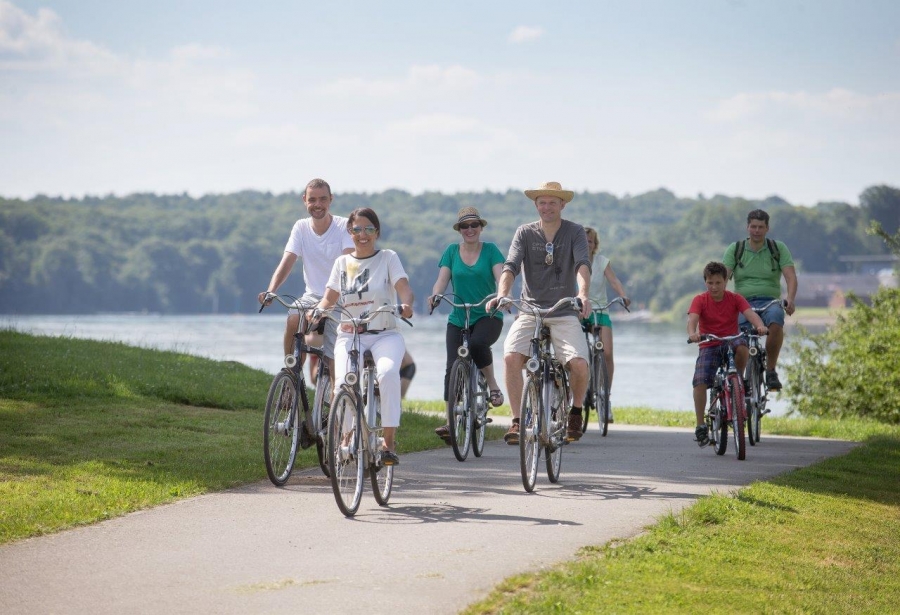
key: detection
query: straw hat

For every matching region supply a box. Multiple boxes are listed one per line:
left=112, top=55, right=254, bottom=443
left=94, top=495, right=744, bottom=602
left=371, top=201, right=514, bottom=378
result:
left=524, top=181, right=575, bottom=203
left=453, top=206, right=488, bottom=230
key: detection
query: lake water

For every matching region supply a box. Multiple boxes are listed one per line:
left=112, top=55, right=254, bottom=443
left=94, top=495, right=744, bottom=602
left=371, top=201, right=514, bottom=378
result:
left=2, top=313, right=793, bottom=415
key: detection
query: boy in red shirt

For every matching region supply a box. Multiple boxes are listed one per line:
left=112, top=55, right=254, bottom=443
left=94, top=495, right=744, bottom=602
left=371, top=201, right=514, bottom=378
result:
left=688, top=262, right=767, bottom=446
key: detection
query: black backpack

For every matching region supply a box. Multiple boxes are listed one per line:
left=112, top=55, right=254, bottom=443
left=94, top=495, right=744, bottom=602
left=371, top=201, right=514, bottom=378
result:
left=732, top=238, right=781, bottom=274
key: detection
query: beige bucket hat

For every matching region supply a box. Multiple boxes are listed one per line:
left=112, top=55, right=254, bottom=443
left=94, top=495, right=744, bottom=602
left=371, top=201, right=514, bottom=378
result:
left=453, top=206, right=488, bottom=230
left=524, top=181, right=575, bottom=203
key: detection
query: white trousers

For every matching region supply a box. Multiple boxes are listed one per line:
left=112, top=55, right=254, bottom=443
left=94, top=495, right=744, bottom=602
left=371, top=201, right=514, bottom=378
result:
left=333, top=329, right=406, bottom=427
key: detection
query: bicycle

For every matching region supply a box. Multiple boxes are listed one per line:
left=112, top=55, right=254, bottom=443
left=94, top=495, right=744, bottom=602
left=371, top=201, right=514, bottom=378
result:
left=742, top=299, right=783, bottom=445
left=581, top=296, right=630, bottom=437
left=496, top=296, right=579, bottom=492
left=429, top=293, right=496, bottom=462
left=689, top=333, right=747, bottom=461
left=259, top=293, right=332, bottom=485
left=316, top=304, right=411, bottom=517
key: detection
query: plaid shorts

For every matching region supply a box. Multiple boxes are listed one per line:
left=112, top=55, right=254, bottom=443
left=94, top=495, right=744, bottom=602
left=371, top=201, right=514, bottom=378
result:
left=692, top=339, right=747, bottom=388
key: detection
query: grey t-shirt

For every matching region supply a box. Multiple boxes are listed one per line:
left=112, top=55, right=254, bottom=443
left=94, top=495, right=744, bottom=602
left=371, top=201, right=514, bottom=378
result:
left=503, top=219, right=591, bottom=315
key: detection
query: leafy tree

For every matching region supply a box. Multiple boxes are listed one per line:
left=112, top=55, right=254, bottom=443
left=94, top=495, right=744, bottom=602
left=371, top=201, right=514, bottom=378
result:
left=784, top=224, right=900, bottom=424
left=860, top=185, right=900, bottom=236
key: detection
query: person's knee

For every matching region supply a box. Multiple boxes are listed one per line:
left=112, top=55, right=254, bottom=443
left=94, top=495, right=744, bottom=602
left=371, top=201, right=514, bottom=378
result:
left=399, top=360, right=416, bottom=381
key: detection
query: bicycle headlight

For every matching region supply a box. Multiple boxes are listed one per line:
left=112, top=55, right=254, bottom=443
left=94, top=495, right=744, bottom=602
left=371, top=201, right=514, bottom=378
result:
left=749, top=346, right=758, bottom=356
left=284, top=355, right=298, bottom=368
left=457, top=346, right=470, bottom=359
left=526, top=358, right=540, bottom=373
left=593, top=341, right=604, bottom=352
left=346, top=372, right=358, bottom=386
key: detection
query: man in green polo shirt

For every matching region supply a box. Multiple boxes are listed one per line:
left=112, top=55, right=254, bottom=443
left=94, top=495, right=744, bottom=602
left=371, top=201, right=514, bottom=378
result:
left=723, top=209, right=798, bottom=390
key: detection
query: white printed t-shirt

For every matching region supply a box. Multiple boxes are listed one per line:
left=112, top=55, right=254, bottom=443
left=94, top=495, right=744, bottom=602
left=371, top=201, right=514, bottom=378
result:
left=326, top=250, right=408, bottom=331
left=284, top=216, right=354, bottom=295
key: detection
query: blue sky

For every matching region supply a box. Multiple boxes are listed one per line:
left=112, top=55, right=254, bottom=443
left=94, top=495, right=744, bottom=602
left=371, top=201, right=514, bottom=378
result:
left=1, top=0, right=898, bottom=204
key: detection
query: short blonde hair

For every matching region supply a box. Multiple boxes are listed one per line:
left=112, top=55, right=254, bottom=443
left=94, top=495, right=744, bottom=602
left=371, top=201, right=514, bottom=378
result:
left=584, top=227, right=600, bottom=259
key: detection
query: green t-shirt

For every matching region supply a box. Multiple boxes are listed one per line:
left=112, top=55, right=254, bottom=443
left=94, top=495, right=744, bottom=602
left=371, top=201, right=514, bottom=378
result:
left=723, top=239, right=794, bottom=299
left=438, top=242, right=504, bottom=328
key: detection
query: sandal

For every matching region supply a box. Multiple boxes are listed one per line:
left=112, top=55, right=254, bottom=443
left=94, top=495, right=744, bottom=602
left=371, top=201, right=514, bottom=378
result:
left=489, top=389, right=504, bottom=407
left=434, top=424, right=452, bottom=444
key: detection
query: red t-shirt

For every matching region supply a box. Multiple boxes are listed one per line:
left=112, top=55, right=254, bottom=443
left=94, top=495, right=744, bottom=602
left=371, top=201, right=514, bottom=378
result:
left=688, top=290, right=750, bottom=344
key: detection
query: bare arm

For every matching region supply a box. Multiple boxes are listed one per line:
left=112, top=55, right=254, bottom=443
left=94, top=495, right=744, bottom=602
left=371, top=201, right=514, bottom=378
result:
left=258, top=252, right=299, bottom=304
left=427, top=266, right=452, bottom=311
left=487, top=270, right=515, bottom=312
left=782, top=265, right=797, bottom=315
left=576, top=263, right=591, bottom=319
left=603, top=263, right=631, bottom=308
left=687, top=313, right=701, bottom=343
left=394, top=278, right=415, bottom=319
left=742, top=308, right=768, bottom=335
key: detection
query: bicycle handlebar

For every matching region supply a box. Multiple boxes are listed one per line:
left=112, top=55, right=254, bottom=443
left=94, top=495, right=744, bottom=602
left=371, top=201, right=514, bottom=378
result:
left=314, top=304, right=413, bottom=328
left=258, top=292, right=317, bottom=313
left=588, top=296, right=631, bottom=313
left=496, top=296, right=582, bottom=318
left=428, top=292, right=496, bottom=315
left=751, top=298, right=787, bottom=314
left=687, top=333, right=745, bottom=345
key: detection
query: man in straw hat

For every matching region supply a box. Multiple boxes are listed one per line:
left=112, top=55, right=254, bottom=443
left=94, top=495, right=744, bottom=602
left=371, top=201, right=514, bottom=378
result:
left=487, top=181, right=592, bottom=444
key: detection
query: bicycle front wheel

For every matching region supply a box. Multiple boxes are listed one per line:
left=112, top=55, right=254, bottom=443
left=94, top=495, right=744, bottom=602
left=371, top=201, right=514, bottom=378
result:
left=263, top=370, right=300, bottom=486
left=313, top=363, right=333, bottom=477
left=519, top=378, right=541, bottom=493
left=595, top=352, right=611, bottom=437
left=447, top=359, right=473, bottom=462
left=745, top=361, right=759, bottom=446
left=728, top=374, right=746, bottom=461
left=327, top=389, right=364, bottom=516
left=472, top=370, right=488, bottom=458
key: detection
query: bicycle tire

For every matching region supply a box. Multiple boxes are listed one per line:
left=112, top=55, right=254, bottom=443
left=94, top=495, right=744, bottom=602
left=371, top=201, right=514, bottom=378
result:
left=711, top=391, right=728, bottom=456
left=263, top=370, right=300, bottom=486
left=472, top=370, right=488, bottom=458
left=596, top=352, right=611, bottom=437
left=545, top=364, right=567, bottom=483
left=447, top=359, right=473, bottom=462
left=313, top=363, right=332, bottom=477
left=327, top=389, right=364, bottom=517
left=370, top=391, right=393, bottom=506
left=519, top=378, right=541, bottom=493
left=745, top=359, right=760, bottom=446
left=728, top=374, right=746, bottom=460
left=581, top=341, right=596, bottom=434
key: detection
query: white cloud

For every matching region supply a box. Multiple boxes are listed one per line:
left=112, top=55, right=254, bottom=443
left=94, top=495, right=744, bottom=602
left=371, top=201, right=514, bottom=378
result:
left=710, top=88, right=900, bottom=122
left=508, top=25, right=543, bottom=43
left=322, top=64, right=481, bottom=99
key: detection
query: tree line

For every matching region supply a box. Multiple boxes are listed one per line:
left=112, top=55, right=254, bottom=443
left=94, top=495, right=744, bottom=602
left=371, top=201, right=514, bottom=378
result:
left=1, top=185, right=897, bottom=315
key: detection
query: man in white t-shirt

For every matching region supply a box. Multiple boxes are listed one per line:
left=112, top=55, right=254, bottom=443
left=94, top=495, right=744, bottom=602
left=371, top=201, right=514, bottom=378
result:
left=258, top=178, right=354, bottom=369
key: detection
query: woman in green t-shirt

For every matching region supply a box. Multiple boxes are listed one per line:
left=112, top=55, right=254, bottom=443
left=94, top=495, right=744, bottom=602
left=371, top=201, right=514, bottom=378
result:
left=428, top=207, right=505, bottom=442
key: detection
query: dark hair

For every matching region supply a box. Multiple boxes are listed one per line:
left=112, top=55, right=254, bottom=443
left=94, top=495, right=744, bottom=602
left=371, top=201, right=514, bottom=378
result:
left=305, top=178, right=332, bottom=198
left=348, top=207, right=381, bottom=236
left=703, top=261, right=728, bottom=280
left=747, top=209, right=770, bottom=226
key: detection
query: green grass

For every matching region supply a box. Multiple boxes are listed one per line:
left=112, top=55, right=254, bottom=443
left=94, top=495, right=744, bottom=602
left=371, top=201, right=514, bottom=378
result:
left=0, top=330, right=503, bottom=544
left=464, top=433, right=900, bottom=614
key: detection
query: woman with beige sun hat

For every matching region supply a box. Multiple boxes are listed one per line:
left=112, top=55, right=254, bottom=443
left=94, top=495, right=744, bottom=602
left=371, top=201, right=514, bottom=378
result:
left=428, top=206, right=505, bottom=443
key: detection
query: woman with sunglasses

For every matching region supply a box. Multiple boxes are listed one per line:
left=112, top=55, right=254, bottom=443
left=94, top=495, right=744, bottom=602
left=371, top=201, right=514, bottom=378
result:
left=315, top=207, right=414, bottom=465
left=428, top=207, right=505, bottom=442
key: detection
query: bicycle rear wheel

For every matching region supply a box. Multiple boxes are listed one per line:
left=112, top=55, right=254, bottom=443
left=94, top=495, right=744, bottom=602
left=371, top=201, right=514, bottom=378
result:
left=447, top=359, right=473, bottom=462
left=545, top=366, right=568, bottom=483
left=263, top=370, right=300, bottom=486
left=472, top=371, right=488, bottom=458
left=728, top=374, right=746, bottom=460
left=519, top=378, right=541, bottom=493
left=313, top=363, right=332, bottom=477
left=370, top=392, right=394, bottom=506
left=327, top=389, right=364, bottom=517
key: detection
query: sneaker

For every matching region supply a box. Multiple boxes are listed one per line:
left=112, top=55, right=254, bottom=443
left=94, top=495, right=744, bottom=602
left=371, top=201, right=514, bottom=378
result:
left=694, top=425, right=710, bottom=447
left=381, top=450, right=400, bottom=466
left=566, top=413, right=583, bottom=442
left=766, top=370, right=782, bottom=391
left=503, top=421, right=520, bottom=445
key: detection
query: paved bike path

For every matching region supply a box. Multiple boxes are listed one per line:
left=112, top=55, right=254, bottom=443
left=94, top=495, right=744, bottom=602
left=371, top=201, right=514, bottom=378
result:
left=0, top=424, right=855, bottom=614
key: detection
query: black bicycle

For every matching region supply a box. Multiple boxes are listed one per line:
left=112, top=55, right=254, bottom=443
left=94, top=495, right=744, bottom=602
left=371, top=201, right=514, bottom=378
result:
left=429, top=293, right=496, bottom=461
left=259, top=293, right=332, bottom=485
left=581, top=296, right=629, bottom=437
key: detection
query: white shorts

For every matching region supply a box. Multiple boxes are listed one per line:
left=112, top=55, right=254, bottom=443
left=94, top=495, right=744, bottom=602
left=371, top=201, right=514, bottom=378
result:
left=503, top=314, right=590, bottom=366
left=293, top=292, right=337, bottom=359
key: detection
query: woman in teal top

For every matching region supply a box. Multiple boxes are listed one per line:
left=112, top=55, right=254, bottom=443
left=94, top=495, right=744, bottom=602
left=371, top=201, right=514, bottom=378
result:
left=429, top=207, right=505, bottom=441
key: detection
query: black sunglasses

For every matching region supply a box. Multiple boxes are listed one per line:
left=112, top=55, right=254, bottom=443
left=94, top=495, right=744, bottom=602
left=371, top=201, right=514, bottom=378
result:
left=457, top=222, right=481, bottom=230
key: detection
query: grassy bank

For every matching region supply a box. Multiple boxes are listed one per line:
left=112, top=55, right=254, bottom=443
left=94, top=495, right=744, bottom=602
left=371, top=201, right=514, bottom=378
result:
left=0, top=330, right=503, bottom=544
